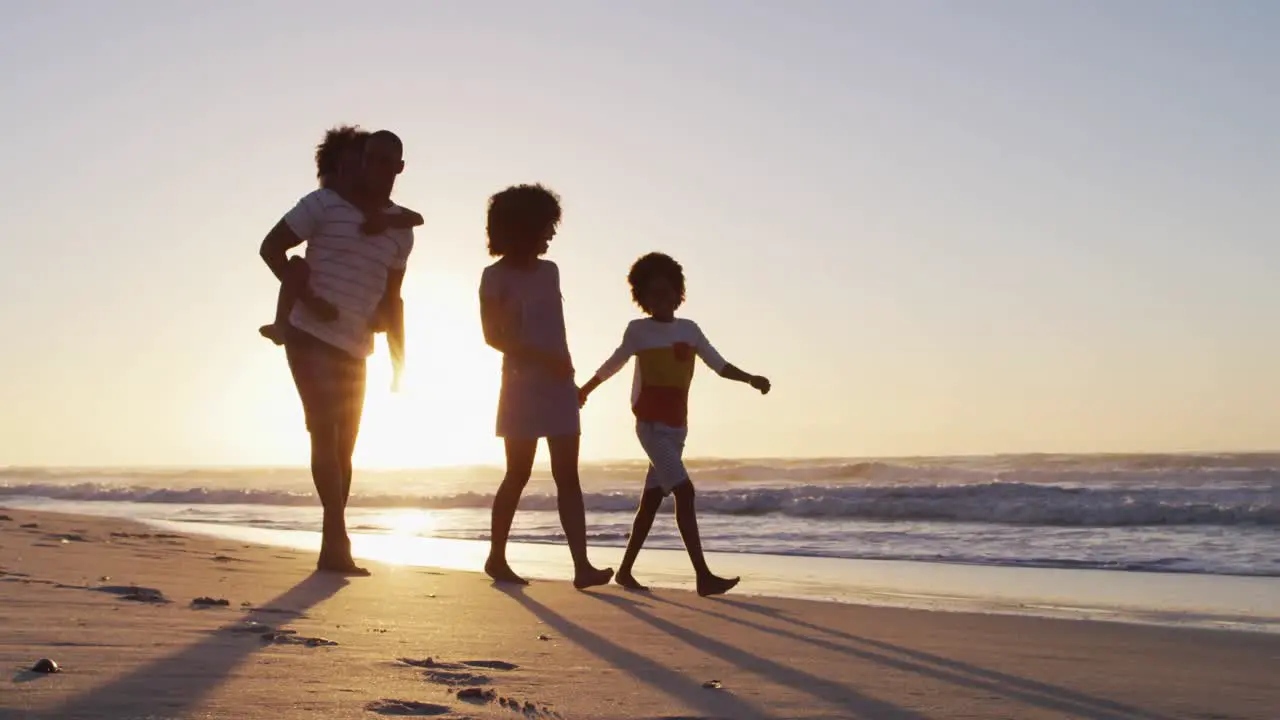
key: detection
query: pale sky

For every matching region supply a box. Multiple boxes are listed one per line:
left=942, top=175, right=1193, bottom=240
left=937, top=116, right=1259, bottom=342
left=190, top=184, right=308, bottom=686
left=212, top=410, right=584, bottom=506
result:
left=0, top=0, right=1277, bottom=468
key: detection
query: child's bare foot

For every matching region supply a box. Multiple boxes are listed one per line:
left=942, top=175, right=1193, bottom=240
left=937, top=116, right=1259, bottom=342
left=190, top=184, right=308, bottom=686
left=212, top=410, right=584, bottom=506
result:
left=259, top=324, right=288, bottom=345
left=614, top=571, right=649, bottom=592
left=485, top=558, right=529, bottom=586
left=696, top=574, right=739, bottom=597
left=573, top=566, right=614, bottom=591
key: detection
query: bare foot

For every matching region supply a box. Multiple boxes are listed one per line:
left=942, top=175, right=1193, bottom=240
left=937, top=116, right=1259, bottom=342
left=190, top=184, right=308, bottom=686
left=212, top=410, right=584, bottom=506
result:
left=259, top=324, right=287, bottom=346
left=573, top=566, right=614, bottom=591
left=614, top=571, right=649, bottom=592
left=696, top=574, right=739, bottom=597
left=317, top=557, right=371, bottom=577
left=485, top=558, right=529, bottom=586
left=317, top=543, right=370, bottom=576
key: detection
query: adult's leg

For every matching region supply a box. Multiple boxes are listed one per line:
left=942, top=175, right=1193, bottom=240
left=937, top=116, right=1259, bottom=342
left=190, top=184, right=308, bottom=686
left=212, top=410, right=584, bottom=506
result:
left=287, top=336, right=366, bottom=575
left=616, top=488, right=664, bottom=591
left=671, top=481, right=739, bottom=597
left=326, top=354, right=368, bottom=573
left=547, top=434, right=613, bottom=589
left=310, top=422, right=352, bottom=567
left=338, top=355, right=368, bottom=508
left=486, top=437, right=537, bottom=584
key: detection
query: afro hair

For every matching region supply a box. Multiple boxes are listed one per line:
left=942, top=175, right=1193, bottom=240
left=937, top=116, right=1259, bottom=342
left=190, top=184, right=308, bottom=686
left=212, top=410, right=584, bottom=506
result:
left=486, top=184, right=563, bottom=257
left=627, top=252, right=686, bottom=313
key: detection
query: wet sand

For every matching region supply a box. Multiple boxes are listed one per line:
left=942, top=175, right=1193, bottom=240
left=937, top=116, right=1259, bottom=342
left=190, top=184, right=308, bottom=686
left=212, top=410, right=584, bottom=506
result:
left=2, top=507, right=1277, bottom=719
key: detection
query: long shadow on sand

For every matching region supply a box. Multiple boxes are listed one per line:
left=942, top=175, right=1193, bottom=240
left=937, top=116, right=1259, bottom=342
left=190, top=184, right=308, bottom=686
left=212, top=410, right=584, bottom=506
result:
left=45, top=571, right=349, bottom=720
left=591, top=593, right=928, bottom=720
left=497, top=585, right=773, bottom=720
left=647, top=594, right=1178, bottom=720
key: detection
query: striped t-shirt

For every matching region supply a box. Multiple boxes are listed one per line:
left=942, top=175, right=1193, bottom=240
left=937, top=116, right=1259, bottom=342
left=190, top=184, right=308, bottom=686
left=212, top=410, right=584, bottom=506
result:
left=282, top=188, right=415, bottom=358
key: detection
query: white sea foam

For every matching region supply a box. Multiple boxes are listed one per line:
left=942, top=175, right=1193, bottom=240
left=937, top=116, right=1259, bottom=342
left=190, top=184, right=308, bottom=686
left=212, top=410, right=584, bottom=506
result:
left=2, top=454, right=1277, bottom=577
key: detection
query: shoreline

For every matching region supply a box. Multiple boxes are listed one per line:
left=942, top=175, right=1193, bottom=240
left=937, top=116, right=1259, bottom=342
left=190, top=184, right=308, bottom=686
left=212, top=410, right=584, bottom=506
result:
left=4, top=507, right=1280, bottom=719
left=154, top=519, right=1280, bottom=635
left=3, top=497, right=1278, bottom=635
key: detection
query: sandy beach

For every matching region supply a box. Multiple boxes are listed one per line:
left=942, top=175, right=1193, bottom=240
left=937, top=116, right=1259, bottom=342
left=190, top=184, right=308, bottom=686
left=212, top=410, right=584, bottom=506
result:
left=0, top=509, right=1276, bottom=719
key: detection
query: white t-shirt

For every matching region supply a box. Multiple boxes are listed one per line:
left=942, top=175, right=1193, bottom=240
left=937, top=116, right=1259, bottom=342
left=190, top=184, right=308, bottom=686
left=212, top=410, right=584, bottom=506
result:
left=282, top=189, right=415, bottom=358
left=593, top=317, right=727, bottom=427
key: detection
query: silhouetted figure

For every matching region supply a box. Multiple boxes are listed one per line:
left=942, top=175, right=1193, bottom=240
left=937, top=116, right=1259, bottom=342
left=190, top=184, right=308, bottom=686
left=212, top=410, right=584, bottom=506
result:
left=260, top=126, right=422, bottom=395
left=579, top=253, right=770, bottom=596
left=478, top=184, right=613, bottom=589
left=258, top=128, right=417, bottom=574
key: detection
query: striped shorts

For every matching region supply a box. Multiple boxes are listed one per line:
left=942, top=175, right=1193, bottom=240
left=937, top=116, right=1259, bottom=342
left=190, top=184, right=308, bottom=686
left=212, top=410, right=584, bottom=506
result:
left=285, top=329, right=367, bottom=435
left=636, top=421, right=690, bottom=494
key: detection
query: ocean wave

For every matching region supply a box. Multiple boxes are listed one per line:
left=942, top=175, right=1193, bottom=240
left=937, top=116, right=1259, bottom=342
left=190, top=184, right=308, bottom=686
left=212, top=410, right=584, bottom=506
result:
left=2, top=456, right=1280, bottom=489
left=4, top=456, right=1280, bottom=489
left=2, top=481, right=1275, bottom=527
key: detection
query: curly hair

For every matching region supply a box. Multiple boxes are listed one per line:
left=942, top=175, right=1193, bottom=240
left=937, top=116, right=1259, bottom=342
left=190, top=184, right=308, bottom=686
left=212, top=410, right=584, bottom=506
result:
left=486, top=184, right=563, bottom=257
left=315, top=125, right=369, bottom=183
left=628, top=252, right=686, bottom=313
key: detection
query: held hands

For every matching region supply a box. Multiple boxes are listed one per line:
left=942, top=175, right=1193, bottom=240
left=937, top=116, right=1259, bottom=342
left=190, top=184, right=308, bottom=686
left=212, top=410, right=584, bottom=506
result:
left=750, top=375, right=771, bottom=395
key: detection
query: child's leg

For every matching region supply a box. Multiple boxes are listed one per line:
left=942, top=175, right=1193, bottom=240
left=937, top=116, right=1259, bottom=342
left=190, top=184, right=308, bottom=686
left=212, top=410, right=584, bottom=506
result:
left=548, top=434, right=614, bottom=590
left=616, top=487, right=663, bottom=590
left=486, top=437, right=537, bottom=584
left=671, top=480, right=739, bottom=597
left=260, top=257, right=306, bottom=345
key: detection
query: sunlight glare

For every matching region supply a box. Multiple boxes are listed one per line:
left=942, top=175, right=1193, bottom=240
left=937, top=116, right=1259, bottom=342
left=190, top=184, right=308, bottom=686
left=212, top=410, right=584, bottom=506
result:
left=382, top=509, right=439, bottom=538
left=353, top=273, right=503, bottom=469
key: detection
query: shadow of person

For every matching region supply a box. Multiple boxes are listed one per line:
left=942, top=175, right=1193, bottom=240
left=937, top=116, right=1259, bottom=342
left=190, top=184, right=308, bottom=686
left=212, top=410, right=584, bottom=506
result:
left=45, top=571, right=350, bottom=720
left=654, top=594, right=1176, bottom=720
left=590, top=593, right=929, bottom=720
left=494, top=585, right=763, bottom=719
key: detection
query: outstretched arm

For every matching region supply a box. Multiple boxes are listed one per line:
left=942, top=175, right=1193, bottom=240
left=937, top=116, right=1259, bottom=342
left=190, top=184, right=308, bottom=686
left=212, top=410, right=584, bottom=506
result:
left=693, top=323, right=769, bottom=394
left=578, top=328, right=636, bottom=405
left=719, top=363, right=771, bottom=394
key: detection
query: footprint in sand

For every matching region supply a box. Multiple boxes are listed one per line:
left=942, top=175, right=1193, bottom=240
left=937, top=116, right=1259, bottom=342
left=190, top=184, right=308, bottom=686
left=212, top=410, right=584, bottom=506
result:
left=260, top=629, right=337, bottom=647
left=397, top=658, right=488, bottom=686
left=461, top=660, right=518, bottom=671
left=249, top=607, right=308, bottom=618
left=365, top=699, right=454, bottom=716
left=94, top=586, right=170, bottom=604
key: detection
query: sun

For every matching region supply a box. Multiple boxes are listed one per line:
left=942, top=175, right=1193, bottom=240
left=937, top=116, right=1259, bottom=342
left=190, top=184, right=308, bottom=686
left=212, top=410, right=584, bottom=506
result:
left=353, top=272, right=503, bottom=469
left=217, top=269, right=505, bottom=469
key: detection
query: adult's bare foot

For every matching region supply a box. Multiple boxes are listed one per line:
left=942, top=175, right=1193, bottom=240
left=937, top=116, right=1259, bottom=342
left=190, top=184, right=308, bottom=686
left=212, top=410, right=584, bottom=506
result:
left=573, top=566, right=614, bottom=591
left=485, top=558, right=529, bottom=585
left=696, top=574, right=739, bottom=597
left=317, top=557, right=371, bottom=577
left=614, top=571, right=649, bottom=592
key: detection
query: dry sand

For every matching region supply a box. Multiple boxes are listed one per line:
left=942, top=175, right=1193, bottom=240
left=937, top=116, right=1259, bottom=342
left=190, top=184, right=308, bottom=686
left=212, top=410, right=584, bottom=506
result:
left=1, top=508, right=1277, bottom=720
